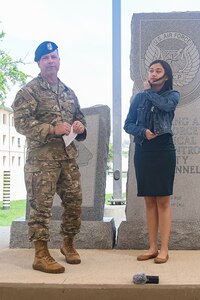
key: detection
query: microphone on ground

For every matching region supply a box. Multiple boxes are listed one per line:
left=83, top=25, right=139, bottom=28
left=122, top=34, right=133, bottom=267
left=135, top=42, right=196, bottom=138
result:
left=132, top=272, right=159, bottom=284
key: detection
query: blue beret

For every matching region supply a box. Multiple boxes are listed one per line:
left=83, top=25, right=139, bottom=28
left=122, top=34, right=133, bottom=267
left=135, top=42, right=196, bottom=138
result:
left=34, top=41, right=58, bottom=62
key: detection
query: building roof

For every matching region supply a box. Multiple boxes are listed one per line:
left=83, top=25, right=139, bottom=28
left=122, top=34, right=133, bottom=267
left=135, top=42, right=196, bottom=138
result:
left=0, top=105, right=13, bottom=113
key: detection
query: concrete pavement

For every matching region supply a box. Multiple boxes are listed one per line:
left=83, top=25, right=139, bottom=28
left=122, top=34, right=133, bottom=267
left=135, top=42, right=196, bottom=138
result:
left=0, top=247, right=200, bottom=285
left=1, top=214, right=200, bottom=300
left=1, top=246, right=200, bottom=300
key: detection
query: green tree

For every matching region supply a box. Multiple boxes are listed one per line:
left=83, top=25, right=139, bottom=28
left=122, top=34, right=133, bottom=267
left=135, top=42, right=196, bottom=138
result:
left=0, top=31, right=29, bottom=106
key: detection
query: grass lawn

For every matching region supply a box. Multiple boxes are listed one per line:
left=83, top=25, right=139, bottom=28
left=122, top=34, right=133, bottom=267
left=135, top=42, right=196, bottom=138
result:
left=0, top=200, right=26, bottom=226
left=0, top=193, right=126, bottom=226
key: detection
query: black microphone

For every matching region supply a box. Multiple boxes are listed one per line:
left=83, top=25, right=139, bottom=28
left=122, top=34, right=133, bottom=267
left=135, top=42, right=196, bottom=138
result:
left=132, top=272, right=159, bottom=284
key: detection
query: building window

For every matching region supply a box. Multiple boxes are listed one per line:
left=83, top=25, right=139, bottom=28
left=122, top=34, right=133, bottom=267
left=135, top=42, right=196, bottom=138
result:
left=3, top=114, right=7, bottom=124
left=18, top=157, right=21, bottom=166
left=17, top=137, right=21, bottom=147
left=3, top=156, right=6, bottom=166
left=12, top=136, right=15, bottom=146
left=3, top=135, right=6, bottom=145
left=11, top=116, right=14, bottom=126
left=12, top=156, right=15, bottom=165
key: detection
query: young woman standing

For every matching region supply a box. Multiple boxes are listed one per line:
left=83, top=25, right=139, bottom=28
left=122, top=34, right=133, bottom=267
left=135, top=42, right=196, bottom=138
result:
left=124, top=60, right=180, bottom=263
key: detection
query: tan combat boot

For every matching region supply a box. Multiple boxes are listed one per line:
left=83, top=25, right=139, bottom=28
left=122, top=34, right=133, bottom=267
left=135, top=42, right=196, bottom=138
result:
left=33, top=240, right=65, bottom=273
left=60, top=236, right=81, bottom=264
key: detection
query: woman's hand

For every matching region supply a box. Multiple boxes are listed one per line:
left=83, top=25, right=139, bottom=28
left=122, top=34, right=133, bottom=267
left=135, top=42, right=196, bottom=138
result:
left=143, top=79, right=151, bottom=90
left=145, top=129, right=157, bottom=140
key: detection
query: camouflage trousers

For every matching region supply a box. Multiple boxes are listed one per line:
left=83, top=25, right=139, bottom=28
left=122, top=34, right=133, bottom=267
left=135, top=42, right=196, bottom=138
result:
left=24, top=159, right=82, bottom=242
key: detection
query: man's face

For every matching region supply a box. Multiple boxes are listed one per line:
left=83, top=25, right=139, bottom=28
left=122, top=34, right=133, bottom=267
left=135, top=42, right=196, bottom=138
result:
left=38, top=50, right=60, bottom=77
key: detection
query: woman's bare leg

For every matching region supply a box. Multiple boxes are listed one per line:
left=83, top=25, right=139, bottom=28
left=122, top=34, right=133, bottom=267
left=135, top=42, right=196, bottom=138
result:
left=144, top=196, right=159, bottom=254
left=156, top=196, right=171, bottom=258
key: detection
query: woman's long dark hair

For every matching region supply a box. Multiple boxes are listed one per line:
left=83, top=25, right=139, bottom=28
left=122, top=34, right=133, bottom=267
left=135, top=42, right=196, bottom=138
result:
left=149, top=59, right=173, bottom=91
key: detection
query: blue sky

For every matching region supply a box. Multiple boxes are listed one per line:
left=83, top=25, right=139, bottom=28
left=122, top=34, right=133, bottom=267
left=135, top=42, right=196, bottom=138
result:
left=1, top=0, right=200, bottom=131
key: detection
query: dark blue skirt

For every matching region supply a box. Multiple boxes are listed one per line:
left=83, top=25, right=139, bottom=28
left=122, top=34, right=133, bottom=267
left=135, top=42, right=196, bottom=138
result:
left=134, top=134, right=176, bottom=197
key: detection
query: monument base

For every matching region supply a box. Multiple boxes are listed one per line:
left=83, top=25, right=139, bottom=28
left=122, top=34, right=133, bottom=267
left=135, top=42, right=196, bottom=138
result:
left=117, top=220, right=200, bottom=249
left=10, top=218, right=116, bottom=249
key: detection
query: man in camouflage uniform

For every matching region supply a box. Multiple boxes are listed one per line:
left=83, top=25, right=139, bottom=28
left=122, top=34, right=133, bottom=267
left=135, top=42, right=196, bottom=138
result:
left=12, top=41, right=87, bottom=274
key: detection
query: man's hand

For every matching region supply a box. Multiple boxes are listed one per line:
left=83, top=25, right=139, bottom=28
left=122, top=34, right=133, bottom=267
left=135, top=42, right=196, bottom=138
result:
left=72, top=121, right=85, bottom=134
left=55, top=122, right=71, bottom=135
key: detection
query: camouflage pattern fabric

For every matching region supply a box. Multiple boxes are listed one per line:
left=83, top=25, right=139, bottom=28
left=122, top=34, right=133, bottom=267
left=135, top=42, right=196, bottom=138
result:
left=25, top=159, right=82, bottom=241
left=12, top=74, right=86, bottom=161
left=12, top=75, right=86, bottom=241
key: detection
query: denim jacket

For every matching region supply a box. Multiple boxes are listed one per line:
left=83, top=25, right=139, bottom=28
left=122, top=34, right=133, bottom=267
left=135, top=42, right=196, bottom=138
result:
left=124, top=89, right=180, bottom=145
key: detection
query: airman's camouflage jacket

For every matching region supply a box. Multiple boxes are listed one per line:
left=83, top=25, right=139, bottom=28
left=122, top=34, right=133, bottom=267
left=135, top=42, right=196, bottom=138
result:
left=12, top=74, right=87, bottom=161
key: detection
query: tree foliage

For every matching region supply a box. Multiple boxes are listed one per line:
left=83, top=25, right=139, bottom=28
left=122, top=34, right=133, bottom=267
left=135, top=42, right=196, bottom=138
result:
left=0, top=31, right=29, bottom=106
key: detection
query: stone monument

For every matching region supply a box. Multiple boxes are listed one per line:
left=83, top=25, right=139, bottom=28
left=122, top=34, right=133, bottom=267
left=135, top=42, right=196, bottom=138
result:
left=117, top=12, right=200, bottom=249
left=10, top=105, right=116, bottom=249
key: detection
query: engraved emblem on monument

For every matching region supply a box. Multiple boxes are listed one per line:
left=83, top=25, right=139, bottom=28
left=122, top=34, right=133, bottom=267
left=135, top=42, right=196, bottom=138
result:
left=75, top=142, right=93, bottom=167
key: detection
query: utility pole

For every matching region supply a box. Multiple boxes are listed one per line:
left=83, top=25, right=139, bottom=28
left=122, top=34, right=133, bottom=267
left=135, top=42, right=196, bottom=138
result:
left=111, top=0, right=124, bottom=204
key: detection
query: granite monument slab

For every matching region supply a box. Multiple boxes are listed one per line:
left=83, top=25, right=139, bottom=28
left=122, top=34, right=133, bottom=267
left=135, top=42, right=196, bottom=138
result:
left=117, top=11, right=200, bottom=249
